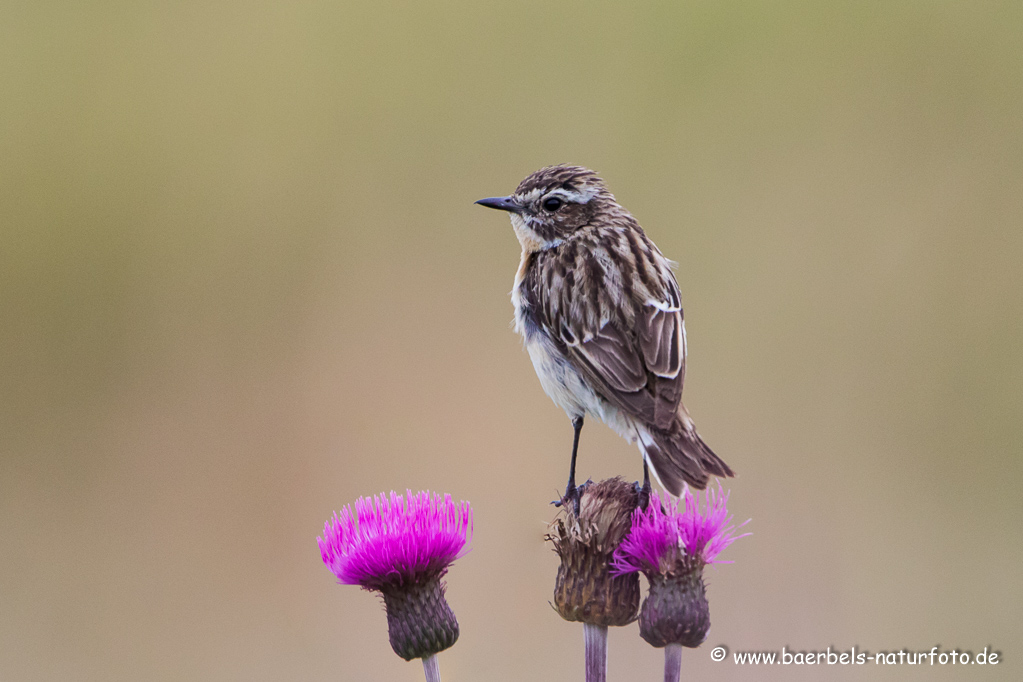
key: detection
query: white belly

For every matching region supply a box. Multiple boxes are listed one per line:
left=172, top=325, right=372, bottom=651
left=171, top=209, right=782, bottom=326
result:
left=523, top=333, right=593, bottom=418
left=522, top=332, right=639, bottom=444
left=511, top=248, right=638, bottom=443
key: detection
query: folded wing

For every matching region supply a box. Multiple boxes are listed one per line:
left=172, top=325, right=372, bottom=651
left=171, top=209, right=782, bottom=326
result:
left=557, top=277, right=687, bottom=430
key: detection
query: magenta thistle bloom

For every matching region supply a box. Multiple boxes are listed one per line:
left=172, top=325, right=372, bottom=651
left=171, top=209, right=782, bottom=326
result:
left=319, top=490, right=472, bottom=590
left=612, top=484, right=748, bottom=577
left=611, top=484, right=749, bottom=652
left=318, top=490, right=473, bottom=663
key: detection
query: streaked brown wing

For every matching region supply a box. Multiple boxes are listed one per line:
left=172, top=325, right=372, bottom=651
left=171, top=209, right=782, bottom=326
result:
left=527, top=242, right=688, bottom=430
left=636, top=301, right=686, bottom=428
left=570, top=321, right=658, bottom=423
left=575, top=323, right=646, bottom=393
left=561, top=284, right=686, bottom=430
left=638, top=283, right=686, bottom=383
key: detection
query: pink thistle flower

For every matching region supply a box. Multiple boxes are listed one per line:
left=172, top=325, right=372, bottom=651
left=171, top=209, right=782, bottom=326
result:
left=612, top=484, right=749, bottom=577
left=318, top=490, right=473, bottom=664
left=319, top=490, right=473, bottom=590
left=610, top=484, right=749, bottom=654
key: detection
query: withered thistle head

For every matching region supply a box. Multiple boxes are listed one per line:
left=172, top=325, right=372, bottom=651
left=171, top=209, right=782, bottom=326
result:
left=612, top=485, right=748, bottom=648
left=318, top=490, right=473, bottom=661
left=547, top=478, right=641, bottom=626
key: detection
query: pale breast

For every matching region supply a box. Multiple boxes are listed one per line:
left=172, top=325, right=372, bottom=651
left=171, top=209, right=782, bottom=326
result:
left=522, top=332, right=593, bottom=419
left=511, top=245, right=639, bottom=440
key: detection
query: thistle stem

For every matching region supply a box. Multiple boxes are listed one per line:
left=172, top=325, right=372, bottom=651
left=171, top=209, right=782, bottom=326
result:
left=422, top=654, right=441, bottom=682
left=664, top=644, right=682, bottom=682
left=583, top=623, right=607, bottom=682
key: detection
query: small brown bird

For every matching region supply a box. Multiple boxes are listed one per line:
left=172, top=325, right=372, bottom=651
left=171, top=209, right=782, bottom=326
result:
left=477, top=165, right=733, bottom=502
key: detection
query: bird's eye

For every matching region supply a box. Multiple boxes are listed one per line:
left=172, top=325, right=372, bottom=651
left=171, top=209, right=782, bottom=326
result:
left=543, top=197, right=563, bottom=212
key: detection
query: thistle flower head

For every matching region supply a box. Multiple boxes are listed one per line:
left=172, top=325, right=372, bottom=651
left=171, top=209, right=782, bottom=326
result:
left=547, top=478, right=642, bottom=627
left=611, top=484, right=749, bottom=649
left=318, top=490, right=473, bottom=661
left=318, top=490, right=473, bottom=590
left=612, top=484, right=748, bottom=578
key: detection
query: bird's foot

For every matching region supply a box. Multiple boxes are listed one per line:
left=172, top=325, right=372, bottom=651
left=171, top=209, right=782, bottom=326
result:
left=636, top=479, right=652, bottom=511
left=552, top=480, right=589, bottom=516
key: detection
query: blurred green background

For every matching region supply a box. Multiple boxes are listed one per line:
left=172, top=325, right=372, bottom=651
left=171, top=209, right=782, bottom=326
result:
left=2, top=1, right=1021, bottom=680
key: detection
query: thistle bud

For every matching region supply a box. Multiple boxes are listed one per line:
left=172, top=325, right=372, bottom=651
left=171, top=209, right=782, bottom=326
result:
left=639, top=564, right=710, bottom=647
left=380, top=578, right=460, bottom=660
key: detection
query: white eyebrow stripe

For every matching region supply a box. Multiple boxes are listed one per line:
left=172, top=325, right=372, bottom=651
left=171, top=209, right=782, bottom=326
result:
left=517, top=188, right=544, bottom=203
left=545, top=187, right=599, bottom=204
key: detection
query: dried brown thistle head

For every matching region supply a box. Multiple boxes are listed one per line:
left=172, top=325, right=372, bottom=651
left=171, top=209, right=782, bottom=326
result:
left=547, top=477, right=641, bottom=626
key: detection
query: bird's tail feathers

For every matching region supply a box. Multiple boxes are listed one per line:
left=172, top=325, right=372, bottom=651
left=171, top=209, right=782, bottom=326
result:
left=638, top=419, right=733, bottom=497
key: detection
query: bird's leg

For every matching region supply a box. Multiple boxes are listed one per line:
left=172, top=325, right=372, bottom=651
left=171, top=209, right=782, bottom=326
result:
left=564, top=416, right=584, bottom=514
left=639, top=459, right=651, bottom=511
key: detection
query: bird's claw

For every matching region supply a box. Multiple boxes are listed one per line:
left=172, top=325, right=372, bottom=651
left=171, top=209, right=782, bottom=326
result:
left=552, top=488, right=580, bottom=514
left=553, top=481, right=588, bottom=515
left=636, top=479, right=651, bottom=511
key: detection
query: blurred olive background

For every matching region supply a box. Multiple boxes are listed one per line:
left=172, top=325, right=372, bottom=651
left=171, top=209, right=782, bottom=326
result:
left=2, top=1, right=1021, bottom=680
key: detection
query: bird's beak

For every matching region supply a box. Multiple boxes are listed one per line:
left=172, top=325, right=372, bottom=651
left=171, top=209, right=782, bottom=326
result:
left=474, top=196, right=520, bottom=213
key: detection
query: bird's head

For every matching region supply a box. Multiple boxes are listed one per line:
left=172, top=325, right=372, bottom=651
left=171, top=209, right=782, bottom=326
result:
left=476, top=165, right=613, bottom=251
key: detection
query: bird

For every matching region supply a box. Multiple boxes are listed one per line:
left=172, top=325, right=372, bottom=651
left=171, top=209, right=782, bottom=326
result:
left=476, top=165, right=733, bottom=505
